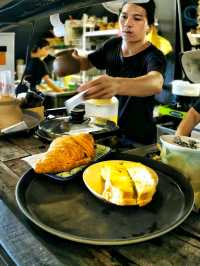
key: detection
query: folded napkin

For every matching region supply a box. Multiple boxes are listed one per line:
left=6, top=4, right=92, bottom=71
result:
left=22, top=153, right=45, bottom=169
left=64, top=90, right=87, bottom=113
left=1, top=121, right=28, bottom=134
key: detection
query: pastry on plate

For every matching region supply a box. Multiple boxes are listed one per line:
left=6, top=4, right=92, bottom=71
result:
left=100, top=161, right=158, bottom=206
left=101, top=164, right=137, bottom=205
left=34, top=133, right=95, bottom=174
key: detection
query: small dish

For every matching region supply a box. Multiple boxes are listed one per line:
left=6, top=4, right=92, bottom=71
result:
left=82, top=161, right=108, bottom=203
left=82, top=160, right=158, bottom=206
left=46, top=144, right=111, bottom=182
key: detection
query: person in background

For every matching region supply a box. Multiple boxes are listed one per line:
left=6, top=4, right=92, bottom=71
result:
left=25, top=39, right=63, bottom=93
left=176, top=98, right=200, bottom=136
left=72, top=0, right=166, bottom=145
left=43, top=31, right=58, bottom=75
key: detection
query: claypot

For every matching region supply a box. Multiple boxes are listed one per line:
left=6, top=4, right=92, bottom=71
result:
left=0, top=96, right=23, bottom=129
left=53, top=49, right=80, bottom=77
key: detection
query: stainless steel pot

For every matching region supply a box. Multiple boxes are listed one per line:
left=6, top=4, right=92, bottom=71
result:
left=180, top=50, right=200, bottom=83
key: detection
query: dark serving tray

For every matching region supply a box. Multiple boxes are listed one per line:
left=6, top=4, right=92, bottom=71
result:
left=15, top=152, right=194, bottom=245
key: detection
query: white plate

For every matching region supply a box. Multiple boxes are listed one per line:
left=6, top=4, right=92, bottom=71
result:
left=83, top=160, right=158, bottom=206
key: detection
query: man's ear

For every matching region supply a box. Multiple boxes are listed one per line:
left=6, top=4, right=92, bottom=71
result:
left=146, top=24, right=152, bottom=35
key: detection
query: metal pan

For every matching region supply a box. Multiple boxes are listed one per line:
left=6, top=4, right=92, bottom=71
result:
left=37, top=116, right=119, bottom=141
left=15, top=152, right=194, bottom=245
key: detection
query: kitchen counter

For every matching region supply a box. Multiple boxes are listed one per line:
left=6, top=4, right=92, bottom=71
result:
left=0, top=133, right=200, bottom=265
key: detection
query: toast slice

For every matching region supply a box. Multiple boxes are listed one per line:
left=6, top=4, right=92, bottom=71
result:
left=100, top=161, right=158, bottom=206
left=127, top=163, right=158, bottom=206
left=101, top=165, right=137, bottom=205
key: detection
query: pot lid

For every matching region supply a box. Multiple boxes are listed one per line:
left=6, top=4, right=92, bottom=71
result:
left=180, top=50, right=200, bottom=83
left=38, top=116, right=118, bottom=140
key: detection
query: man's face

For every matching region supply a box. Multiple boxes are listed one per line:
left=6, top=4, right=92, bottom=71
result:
left=39, top=46, right=50, bottom=58
left=119, top=3, right=150, bottom=43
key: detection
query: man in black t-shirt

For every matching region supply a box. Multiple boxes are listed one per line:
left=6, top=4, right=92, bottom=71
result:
left=87, top=37, right=165, bottom=144
left=71, top=0, right=166, bottom=144
left=176, top=98, right=200, bottom=136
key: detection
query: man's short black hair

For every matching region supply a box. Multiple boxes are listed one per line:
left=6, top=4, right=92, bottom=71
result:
left=42, top=30, right=55, bottom=39
left=120, top=0, right=156, bottom=25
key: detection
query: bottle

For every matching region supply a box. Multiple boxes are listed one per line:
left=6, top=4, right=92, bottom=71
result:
left=85, top=96, right=118, bottom=125
left=16, top=59, right=25, bottom=80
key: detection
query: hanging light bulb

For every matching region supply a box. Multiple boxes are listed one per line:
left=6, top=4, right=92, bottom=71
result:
left=53, top=25, right=65, bottom=37
left=102, top=0, right=150, bottom=14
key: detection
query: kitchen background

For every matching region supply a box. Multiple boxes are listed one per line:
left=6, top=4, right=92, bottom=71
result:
left=1, top=0, right=196, bottom=80
left=0, top=0, right=199, bottom=138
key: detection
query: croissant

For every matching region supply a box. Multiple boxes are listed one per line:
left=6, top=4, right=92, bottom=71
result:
left=34, top=133, right=95, bottom=174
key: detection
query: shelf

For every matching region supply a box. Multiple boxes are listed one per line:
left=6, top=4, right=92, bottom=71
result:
left=82, top=28, right=119, bottom=83
left=84, top=29, right=119, bottom=37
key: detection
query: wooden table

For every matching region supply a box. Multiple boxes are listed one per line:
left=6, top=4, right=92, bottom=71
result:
left=0, top=132, right=200, bottom=266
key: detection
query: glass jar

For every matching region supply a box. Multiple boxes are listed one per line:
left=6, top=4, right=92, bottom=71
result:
left=85, top=96, right=118, bottom=125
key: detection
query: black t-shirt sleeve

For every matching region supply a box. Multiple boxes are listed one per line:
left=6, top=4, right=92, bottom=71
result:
left=193, top=98, right=200, bottom=113
left=88, top=47, right=105, bottom=70
left=145, top=49, right=166, bottom=76
left=88, top=39, right=111, bottom=70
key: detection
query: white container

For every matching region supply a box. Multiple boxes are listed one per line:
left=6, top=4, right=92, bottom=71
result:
left=0, top=33, right=15, bottom=83
left=171, top=80, right=200, bottom=97
left=85, top=96, right=118, bottom=125
left=0, top=70, right=15, bottom=97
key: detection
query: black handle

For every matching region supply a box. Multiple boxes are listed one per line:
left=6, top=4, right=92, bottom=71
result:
left=45, top=107, right=68, bottom=116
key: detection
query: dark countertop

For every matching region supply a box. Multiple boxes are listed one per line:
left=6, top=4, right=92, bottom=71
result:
left=0, top=133, right=200, bottom=265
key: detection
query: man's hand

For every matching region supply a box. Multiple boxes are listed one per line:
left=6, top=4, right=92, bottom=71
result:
left=72, top=49, right=82, bottom=62
left=78, top=75, right=119, bottom=99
